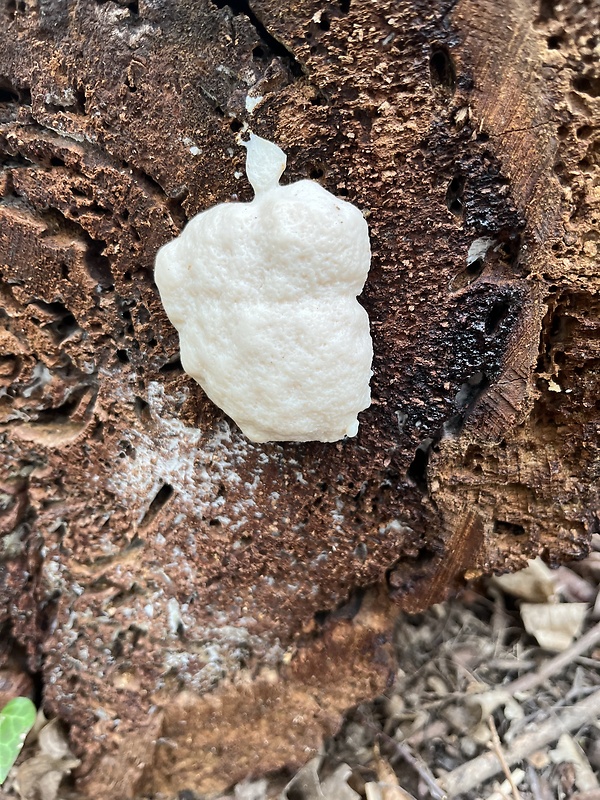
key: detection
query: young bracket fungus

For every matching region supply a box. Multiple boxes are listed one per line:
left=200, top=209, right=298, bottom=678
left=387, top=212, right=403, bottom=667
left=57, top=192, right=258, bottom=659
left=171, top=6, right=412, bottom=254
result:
left=154, top=133, right=373, bottom=443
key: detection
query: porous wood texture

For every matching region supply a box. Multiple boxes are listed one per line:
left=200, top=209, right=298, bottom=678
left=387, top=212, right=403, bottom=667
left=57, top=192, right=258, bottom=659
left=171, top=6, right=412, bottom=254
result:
left=0, top=0, right=598, bottom=795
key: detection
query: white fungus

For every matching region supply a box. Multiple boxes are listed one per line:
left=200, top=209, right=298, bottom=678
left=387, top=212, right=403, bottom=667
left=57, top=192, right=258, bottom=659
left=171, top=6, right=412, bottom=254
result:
left=154, top=133, right=373, bottom=443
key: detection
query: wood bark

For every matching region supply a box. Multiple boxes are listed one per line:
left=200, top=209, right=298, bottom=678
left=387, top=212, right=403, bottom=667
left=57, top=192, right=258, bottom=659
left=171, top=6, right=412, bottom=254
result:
left=0, top=0, right=598, bottom=796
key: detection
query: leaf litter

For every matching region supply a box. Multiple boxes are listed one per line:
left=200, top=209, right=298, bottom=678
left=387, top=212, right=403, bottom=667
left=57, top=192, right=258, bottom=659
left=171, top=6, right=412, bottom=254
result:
left=1, top=713, right=80, bottom=800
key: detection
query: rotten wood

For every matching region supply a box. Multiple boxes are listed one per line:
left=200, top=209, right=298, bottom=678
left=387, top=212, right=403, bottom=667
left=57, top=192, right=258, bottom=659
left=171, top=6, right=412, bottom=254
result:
left=0, top=0, right=598, bottom=796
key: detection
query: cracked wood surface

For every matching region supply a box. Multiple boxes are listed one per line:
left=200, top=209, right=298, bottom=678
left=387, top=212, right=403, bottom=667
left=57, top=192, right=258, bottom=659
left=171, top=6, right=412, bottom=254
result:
left=0, top=0, right=598, bottom=796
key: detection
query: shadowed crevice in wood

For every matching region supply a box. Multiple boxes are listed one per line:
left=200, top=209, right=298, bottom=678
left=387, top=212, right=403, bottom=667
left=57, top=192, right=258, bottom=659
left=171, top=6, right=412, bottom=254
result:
left=212, top=0, right=306, bottom=78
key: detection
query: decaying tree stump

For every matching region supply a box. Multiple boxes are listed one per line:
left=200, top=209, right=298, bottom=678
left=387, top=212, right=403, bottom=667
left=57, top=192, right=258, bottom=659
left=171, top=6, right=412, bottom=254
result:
left=1, top=0, right=598, bottom=795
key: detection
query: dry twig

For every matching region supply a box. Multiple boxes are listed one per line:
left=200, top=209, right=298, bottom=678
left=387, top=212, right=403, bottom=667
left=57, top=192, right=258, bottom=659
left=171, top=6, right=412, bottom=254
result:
left=526, top=763, right=552, bottom=800
left=354, top=709, right=447, bottom=800
left=569, top=794, right=600, bottom=800
left=440, top=688, right=600, bottom=796
left=505, top=619, right=600, bottom=697
left=378, top=732, right=447, bottom=800
left=488, top=716, right=522, bottom=800
left=470, top=620, right=600, bottom=721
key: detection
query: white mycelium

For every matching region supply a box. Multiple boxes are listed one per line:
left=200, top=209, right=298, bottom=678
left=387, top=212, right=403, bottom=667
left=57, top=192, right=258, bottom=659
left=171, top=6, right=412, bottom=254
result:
left=154, top=133, right=372, bottom=443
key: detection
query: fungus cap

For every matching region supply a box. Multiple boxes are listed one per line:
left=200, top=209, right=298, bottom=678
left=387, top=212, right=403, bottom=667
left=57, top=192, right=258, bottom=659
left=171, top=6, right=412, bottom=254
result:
left=154, top=133, right=372, bottom=443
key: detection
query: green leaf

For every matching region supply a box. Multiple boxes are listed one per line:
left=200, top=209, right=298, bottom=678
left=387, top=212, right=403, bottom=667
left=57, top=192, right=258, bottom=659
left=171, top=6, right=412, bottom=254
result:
left=0, top=697, right=37, bottom=785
